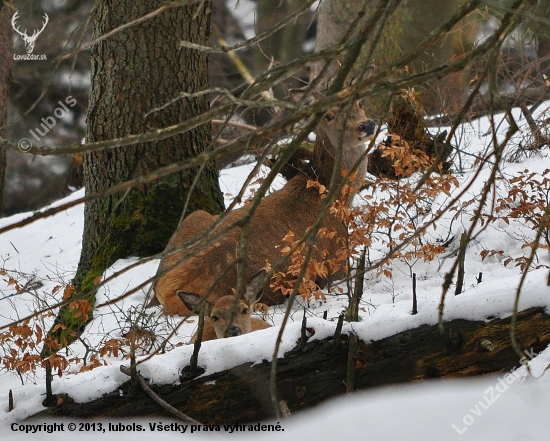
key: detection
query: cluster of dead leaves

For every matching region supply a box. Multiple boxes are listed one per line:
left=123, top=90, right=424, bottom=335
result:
left=481, top=169, right=550, bottom=272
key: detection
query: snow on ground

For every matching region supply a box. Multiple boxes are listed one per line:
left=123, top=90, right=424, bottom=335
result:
left=1, top=107, right=550, bottom=440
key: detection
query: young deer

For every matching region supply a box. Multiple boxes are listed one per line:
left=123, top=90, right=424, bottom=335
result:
left=178, top=270, right=271, bottom=342
left=153, top=83, right=376, bottom=315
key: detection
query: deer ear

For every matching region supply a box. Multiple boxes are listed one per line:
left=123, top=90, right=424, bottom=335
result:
left=177, top=291, right=211, bottom=316
left=243, top=269, right=267, bottom=305
left=347, top=64, right=375, bottom=88
left=352, top=63, right=375, bottom=85
left=365, top=63, right=376, bottom=78
left=289, top=88, right=316, bottom=106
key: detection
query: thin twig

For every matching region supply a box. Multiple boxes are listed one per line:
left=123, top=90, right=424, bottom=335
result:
left=119, top=365, right=201, bottom=424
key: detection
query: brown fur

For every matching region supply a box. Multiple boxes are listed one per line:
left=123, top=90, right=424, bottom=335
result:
left=154, top=93, right=376, bottom=316
left=193, top=315, right=271, bottom=343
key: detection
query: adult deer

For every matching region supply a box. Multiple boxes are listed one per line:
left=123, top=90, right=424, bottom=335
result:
left=178, top=270, right=271, bottom=342
left=153, top=82, right=376, bottom=316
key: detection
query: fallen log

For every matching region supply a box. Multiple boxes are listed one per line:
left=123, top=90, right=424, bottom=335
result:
left=35, top=307, right=550, bottom=423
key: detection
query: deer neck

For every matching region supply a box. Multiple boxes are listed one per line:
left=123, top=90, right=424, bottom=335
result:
left=305, top=132, right=338, bottom=187
left=302, top=131, right=366, bottom=205
left=308, top=132, right=366, bottom=184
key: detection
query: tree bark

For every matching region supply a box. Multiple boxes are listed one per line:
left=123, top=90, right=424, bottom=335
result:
left=45, top=0, right=225, bottom=351
left=533, top=1, right=550, bottom=75
left=400, top=0, right=477, bottom=114
left=247, top=0, right=313, bottom=125
left=0, top=4, right=12, bottom=217
left=253, top=0, right=312, bottom=74
left=313, top=0, right=405, bottom=117
left=37, top=307, right=550, bottom=422
left=315, top=0, right=404, bottom=71
left=314, top=0, right=479, bottom=116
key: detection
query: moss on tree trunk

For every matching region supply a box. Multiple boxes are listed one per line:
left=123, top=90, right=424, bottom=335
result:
left=44, top=0, right=224, bottom=353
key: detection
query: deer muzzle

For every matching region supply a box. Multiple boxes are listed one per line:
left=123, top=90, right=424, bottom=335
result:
left=227, top=326, right=242, bottom=337
left=359, top=120, right=377, bottom=139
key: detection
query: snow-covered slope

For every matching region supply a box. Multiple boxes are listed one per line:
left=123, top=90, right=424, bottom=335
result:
left=1, top=108, right=550, bottom=440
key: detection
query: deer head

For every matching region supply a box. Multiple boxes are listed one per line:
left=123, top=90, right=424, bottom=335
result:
left=177, top=269, right=267, bottom=339
left=319, top=97, right=376, bottom=176
left=12, top=11, right=49, bottom=54
left=290, top=81, right=376, bottom=186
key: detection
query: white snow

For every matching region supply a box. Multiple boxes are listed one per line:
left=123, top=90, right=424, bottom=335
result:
left=1, top=105, right=550, bottom=440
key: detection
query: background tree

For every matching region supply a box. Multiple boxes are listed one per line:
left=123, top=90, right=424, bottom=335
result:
left=314, top=0, right=405, bottom=74
left=314, top=0, right=479, bottom=116
left=46, top=0, right=225, bottom=349
left=5, top=1, right=91, bottom=215
left=243, top=0, right=314, bottom=125
left=534, top=1, right=550, bottom=74
left=400, top=0, right=477, bottom=114
left=253, top=0, right=313, bottom=73
left=0, top=2, right=12, bottom=216
left=313, top=0, right=405, bottom=117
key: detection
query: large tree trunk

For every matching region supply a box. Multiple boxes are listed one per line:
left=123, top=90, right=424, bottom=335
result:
left=45, top=0, right=225, bottom=351
left=36, top=308, right=550, bottom=422
left=313, top=0, right=405, bottom=117
left=252, top=0, right=312, bottom=74
left=533, top=1, right=550, bottom=75
left=314, top=0, right=478, bottom=116
left=246, top=0, right=312, bottom=125
left=400, top=0, right=477, bottom=114
left=0, top=4, right=12, bottom=217
left=314, top=0, right=404, bottom=71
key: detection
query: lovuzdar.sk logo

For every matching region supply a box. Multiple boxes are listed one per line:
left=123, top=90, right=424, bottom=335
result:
left=12, top=11, right=49, bottom=61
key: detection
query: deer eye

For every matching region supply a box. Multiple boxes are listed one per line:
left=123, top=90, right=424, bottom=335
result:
left=358, top=100, right=364, bottom=109
left=211, top=315, right=219, bottom=322
left=325, top=114, right=334, bottom=121
left=241, top=307, right=249, bottom=315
